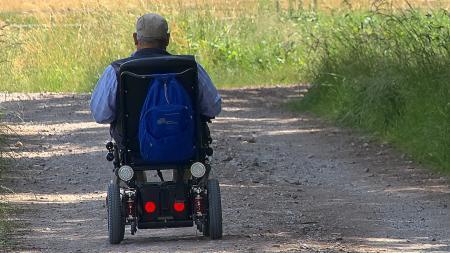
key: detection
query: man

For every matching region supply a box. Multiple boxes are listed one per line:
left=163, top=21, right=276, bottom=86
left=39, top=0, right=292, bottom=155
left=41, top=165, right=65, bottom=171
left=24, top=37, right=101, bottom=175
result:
left=90, top=13, right=221, bottom=181
left=90, top=13, right=221, bottom=125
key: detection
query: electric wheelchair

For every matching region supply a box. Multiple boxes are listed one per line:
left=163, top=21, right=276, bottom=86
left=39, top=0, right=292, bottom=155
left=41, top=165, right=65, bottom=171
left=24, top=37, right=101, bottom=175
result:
left=104, top=55, right=222, bottom=244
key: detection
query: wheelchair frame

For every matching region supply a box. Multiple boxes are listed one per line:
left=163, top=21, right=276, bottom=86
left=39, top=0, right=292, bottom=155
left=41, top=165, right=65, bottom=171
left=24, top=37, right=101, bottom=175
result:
left=104, top=56, right=222, bottom=244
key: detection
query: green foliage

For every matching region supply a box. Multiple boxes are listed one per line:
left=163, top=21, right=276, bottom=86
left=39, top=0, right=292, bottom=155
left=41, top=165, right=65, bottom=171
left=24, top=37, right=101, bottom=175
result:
left=0, top=2, right=315, bottom=92
left=0, top=203, right=12, bottom=248
left=295, top=8, right=450, bottom=170
left=0, top=9, right=135, bottom=92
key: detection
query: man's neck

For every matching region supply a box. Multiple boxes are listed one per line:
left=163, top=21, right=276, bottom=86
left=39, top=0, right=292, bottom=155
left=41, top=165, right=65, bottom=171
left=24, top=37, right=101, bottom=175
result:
left=132, top=47, right=170, bottom=57
left=135, top=47, right=167, bottom=54
left=137, top=45, right=166, bottom=50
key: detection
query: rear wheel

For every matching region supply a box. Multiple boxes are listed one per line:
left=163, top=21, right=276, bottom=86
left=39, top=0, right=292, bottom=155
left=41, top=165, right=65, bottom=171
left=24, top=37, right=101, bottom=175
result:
left=107, top=182, right=125, bottom=244
left=206, top=179, right=223, bottom=239
left=201, top=220, right=209, bottom=236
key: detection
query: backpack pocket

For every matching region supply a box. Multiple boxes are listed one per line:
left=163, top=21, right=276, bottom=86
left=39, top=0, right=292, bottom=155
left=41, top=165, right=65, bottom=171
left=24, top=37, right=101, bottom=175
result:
left=139, top=104, right=195, bottom=163
left=142, top=104, right=191, bottom=139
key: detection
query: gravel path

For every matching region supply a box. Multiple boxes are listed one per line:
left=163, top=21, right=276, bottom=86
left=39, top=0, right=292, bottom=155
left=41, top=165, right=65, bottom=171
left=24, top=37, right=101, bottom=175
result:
left=1, top=86, right=449, bottom=253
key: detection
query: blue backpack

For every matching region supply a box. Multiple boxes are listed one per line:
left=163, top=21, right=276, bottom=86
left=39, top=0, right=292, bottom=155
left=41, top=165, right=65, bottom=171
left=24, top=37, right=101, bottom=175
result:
left=138, top=73, right=195, bottom=163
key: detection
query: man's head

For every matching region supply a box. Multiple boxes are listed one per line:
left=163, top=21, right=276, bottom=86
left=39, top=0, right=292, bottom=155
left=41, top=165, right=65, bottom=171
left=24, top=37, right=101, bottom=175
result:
left=133, top=13, right=170, bottom=50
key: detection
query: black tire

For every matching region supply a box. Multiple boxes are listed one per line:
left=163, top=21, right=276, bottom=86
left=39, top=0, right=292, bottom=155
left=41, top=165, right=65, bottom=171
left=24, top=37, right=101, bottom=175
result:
left=206, top=179, right=223, bottom=239
left=107, top=182, right=125, bottom=244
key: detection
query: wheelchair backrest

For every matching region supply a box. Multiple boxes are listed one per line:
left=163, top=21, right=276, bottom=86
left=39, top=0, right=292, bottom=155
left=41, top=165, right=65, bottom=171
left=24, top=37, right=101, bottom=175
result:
left=114, top=56, right=201, bottom=167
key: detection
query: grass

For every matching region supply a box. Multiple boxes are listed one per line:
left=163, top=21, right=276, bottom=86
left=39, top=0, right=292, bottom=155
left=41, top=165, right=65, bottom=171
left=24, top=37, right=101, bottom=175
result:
left=0, top=202, right=13, bottom=248
left=289, top=7, right=450, bottom=171
left=0, top=1, right=448, bottom=165
left=0, top=1, right=312, bottom=92
left=0, top=0, right=448, bottom=92
left=0, top=0, right=448, bottom=12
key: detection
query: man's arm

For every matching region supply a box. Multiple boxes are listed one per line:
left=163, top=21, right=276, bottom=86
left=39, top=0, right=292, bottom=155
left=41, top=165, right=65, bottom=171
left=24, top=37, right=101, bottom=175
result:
left=90, top=65, right=118, bottom=124
left=197, top=64, right=222, bottom=118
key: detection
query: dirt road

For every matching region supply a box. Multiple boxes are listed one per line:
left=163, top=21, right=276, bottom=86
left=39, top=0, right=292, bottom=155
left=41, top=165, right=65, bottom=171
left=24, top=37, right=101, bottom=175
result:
left=1, top=87, right=450, bottom=252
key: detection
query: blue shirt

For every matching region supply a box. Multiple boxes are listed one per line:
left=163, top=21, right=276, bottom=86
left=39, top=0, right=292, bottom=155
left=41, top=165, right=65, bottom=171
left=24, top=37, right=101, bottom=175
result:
left=90, top=63, right=221, bottom=124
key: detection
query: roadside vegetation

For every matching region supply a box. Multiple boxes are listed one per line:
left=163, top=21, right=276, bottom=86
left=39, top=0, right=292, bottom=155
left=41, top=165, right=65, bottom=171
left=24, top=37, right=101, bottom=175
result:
left=0, top=1, right=448, bottom=168
left=0, top=0, right=447, bottom=92
left=0, top=0, right=311, bottom=91
left=290, top=6, right=450, bottom=171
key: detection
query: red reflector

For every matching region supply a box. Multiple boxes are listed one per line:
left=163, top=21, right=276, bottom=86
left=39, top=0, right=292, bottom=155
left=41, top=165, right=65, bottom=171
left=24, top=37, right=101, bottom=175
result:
left=144, top=201, right=156, bottom=213
left=173, top=201, right=185, bottom=212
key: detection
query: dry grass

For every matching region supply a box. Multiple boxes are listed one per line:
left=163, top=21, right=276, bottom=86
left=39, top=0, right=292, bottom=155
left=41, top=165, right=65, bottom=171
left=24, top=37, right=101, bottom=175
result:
left=0, top=0, right=265, bottom=13
left=0, top=0, right=448, bottom=12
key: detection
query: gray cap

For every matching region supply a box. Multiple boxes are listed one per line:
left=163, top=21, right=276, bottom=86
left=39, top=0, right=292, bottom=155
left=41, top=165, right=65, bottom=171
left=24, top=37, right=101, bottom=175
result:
left=136, top=13, right=169, bottom=42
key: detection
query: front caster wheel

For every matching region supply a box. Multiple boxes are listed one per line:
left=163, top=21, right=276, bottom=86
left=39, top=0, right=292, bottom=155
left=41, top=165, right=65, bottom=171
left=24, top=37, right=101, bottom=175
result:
left=107, top=182, right=125, bottom=244
left=206, top=178, right=223, bottom=239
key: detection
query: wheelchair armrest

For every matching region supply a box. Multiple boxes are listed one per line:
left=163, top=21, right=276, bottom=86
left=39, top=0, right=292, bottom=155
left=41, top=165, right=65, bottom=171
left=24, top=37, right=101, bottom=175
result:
left=199, top=119, right=213, bottom=147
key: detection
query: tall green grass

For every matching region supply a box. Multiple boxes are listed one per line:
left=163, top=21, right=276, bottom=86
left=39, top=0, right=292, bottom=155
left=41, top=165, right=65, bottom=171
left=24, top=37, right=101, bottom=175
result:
left=291, top=8, right=450, bottom=170
left=0, top=1, right=315, bottom=92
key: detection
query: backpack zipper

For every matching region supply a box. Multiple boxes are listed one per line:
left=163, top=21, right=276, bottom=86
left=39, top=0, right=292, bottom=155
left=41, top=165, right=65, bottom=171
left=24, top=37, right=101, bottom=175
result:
left=164, top=79, right=170, bottom=104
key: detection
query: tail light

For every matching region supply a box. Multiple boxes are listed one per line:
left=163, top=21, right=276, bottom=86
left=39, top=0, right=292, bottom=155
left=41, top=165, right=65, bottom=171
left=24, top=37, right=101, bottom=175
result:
left=144, top=201, right=156, bottom=213
left=173, top=201, right=185, bottom=212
